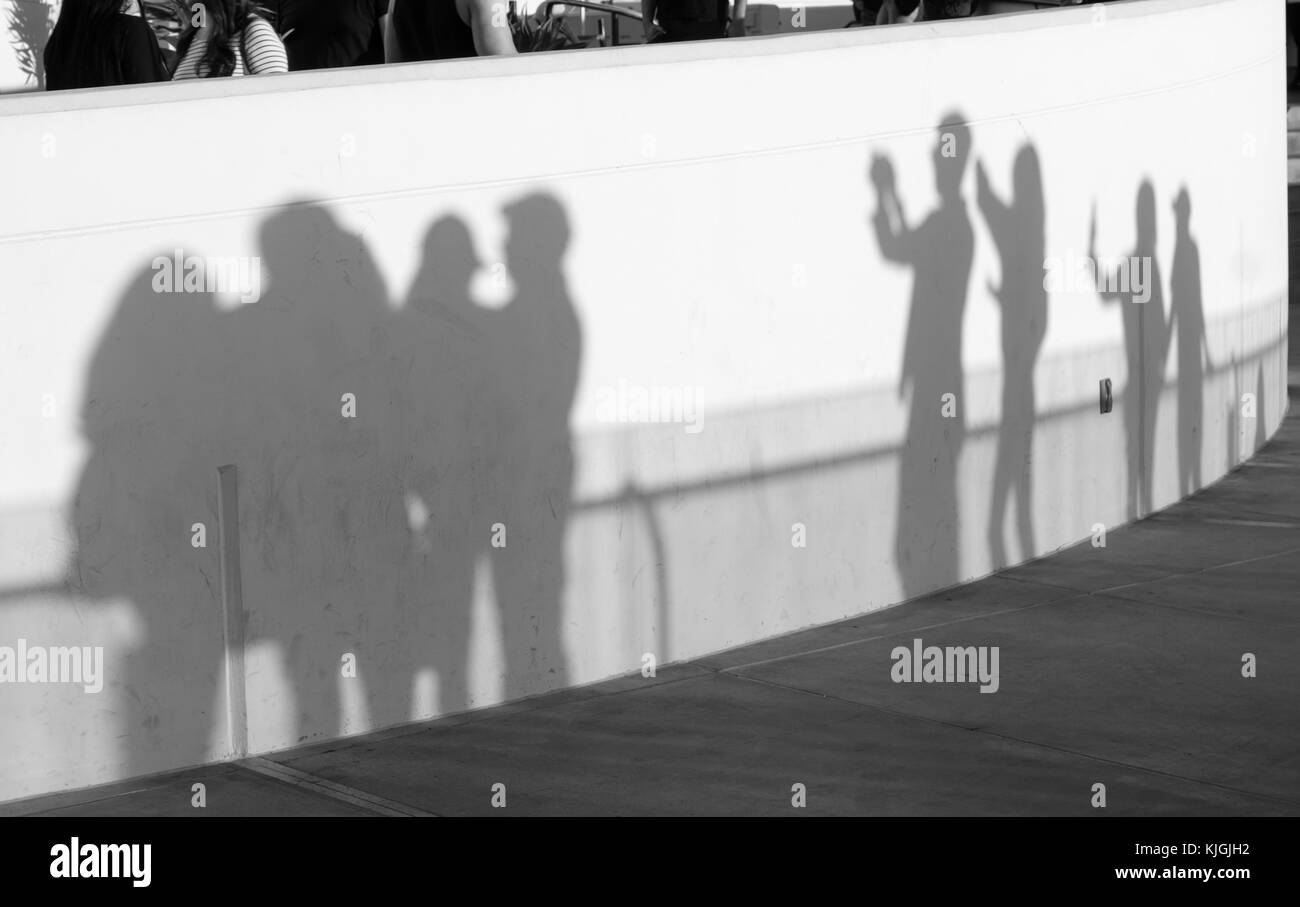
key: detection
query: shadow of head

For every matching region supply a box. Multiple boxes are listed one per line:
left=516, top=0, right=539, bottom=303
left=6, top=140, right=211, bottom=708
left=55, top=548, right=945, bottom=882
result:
left=1136, top=180, right=1157, bottom=247
left=1013, top=144, right=1044, bottom=217
left=411, top=214, right=482, bottom=316
left=1172, top=185, right=1192, bottom=232
left=933, top=112, right=971, bottom=201
left=257, top=200, right=385, bottom=310
left=503, top=192, right=570, bottom=282
left=79, top=258, right=223, bottom=446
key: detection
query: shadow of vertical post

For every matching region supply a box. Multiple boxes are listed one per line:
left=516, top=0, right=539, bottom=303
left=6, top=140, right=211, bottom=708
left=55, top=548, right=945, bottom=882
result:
left=217, top=463, right=247, bottom=759
left=621, top=479, right=671, bottom=665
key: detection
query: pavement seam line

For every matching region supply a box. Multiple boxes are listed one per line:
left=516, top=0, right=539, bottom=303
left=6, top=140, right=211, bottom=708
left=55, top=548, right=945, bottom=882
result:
left=1, top=786, right=159, bottom=817
left=719, top=671, right=1300, bottom=810
left=0, top=763, right=245, bottom=817
left=1093, top=543, right=1300, bottom=595
left=1089, top=587, right=1300, bottom=627
left=241, top=757, right=440, bottom=817
left=714, top=593, right=1087, bottom=674
left=998, top=541, right=1300, bottom=600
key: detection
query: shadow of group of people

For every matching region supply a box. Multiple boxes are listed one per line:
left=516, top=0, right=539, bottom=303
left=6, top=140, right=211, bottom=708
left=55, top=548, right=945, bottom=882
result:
left=62, top=114, right=1225, bottom=780
left=69, top=192, right=581, bottom=776
left=1091, top=182, right=1216, bottom=513
left=870, top=112, right=1212, bottom=599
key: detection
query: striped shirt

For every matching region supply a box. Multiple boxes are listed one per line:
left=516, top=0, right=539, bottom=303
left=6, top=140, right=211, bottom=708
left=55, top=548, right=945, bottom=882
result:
left=172, top=17, right=288, bottom=79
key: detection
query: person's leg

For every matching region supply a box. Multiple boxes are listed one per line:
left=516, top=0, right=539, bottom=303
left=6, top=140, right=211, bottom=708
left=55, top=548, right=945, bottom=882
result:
left=1015, top=389, right=1038, bottom=562
left=1014, top=459, right=1035, bottom=564
left=987, top=431, right=1012, bottom=569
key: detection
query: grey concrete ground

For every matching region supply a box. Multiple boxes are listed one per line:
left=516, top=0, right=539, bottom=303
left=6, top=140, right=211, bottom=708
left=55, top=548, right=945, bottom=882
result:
left=5, top=317, right=1297, bottom=818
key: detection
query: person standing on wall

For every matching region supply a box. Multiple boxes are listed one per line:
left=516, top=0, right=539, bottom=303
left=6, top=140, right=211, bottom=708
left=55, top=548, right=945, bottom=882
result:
left=385, top=0, right=517, bottom=61
left=268, top=0, right=389, bottom=70
left=170, top=0, right=288, bottom=78
left=44, top=0, right=171, bottom=90
left=641, top=0, right=747, bottom=43
left=1289, top=0, right=1300, bottom=88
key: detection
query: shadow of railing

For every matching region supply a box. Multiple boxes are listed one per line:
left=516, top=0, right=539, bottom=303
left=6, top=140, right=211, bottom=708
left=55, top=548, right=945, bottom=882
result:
left=0, top=319, right=1285, bottom=606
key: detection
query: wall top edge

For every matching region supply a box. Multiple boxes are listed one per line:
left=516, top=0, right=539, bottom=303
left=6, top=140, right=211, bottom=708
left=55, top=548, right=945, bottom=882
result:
left=0, top=0, right=1239, bottom=118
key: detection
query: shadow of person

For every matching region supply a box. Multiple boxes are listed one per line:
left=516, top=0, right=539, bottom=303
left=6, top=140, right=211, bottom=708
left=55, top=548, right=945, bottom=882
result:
left=489, top=193, right=582, bottom=700
left=1168, top=187, right=1212, bottom=496
left=395, top=214, right=494, bottom=715
left=236, top=202, right=409, bottom=742
left=1090, top=180, right=1170, bottom=521
left=976, top=144, right=1046, bottom=569
left=870, top=113, right=974, bottom=599
left=395, top=198, right=583, bottom=714
left=1225, top=363, right=1240, bottom=470
left=67, top=195, right=581, bottom=776
left=69, top=258, right=231, bottom=778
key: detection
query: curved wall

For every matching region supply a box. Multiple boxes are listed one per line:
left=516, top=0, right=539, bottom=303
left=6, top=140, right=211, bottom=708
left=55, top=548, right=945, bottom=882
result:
left=0, top=0, right=1288, bottom=800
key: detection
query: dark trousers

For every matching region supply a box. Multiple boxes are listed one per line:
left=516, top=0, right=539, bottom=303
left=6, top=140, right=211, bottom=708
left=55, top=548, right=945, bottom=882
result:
left=650, top=18, right=727, bottom=42
left=1290, top=3, right=1300, bottom=84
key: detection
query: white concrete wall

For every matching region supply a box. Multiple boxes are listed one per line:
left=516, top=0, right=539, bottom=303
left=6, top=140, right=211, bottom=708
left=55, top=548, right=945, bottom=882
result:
left=0, top=0, right=1287, bottom=800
